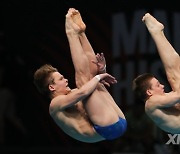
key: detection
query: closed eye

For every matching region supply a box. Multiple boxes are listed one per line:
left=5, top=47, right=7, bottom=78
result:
left=59, top=75, right=64, bottom=80
left=156, top=81, right=161, bottom=87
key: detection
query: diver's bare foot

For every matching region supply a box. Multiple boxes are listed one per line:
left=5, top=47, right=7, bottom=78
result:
left=65, top=8, right=81, bottom=34
left=142, top=13, right=164, bottom=35
left=71, top=8, right=86, bottom=32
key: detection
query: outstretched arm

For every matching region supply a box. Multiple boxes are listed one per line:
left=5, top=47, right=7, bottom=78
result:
left=142, top=13, right=180, bottom=91
left=146, top=91, right=180, bottom=112
left=50, top=73, right=117, bottom=111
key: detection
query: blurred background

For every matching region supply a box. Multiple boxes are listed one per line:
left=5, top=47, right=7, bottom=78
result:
left=0, top=0, right=180, bottom=153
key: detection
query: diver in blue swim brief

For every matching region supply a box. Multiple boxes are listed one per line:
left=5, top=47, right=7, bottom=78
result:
left=94, top=117, right=127, bottom=140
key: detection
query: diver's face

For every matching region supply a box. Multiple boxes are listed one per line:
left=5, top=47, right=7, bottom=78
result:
left=49, top=72, right=71, bottom=95
left=147, top=77, right=165, bottom=96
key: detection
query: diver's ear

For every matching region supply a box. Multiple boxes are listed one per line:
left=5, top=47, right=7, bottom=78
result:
left=49, top=84, right=55, bottom=92
left=146, top=89, right=152, bottom=96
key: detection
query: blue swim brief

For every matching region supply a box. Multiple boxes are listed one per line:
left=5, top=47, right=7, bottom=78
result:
left=94, top=117, right=127, bottom=140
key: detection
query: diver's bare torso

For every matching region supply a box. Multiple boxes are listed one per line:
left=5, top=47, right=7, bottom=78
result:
left=49, top=84, right=125, bottom=142
left=145, top=103, right=180, bottom=134
left=50, top=101, right=104, bottom=143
